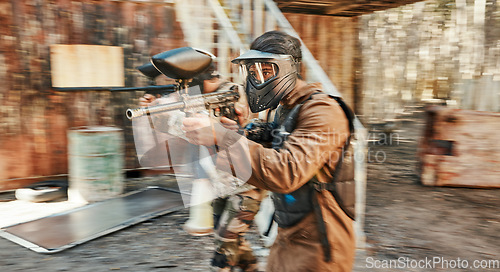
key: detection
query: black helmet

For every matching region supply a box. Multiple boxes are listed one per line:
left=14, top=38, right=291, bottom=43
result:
left=232, top=50, right=300, bottom=112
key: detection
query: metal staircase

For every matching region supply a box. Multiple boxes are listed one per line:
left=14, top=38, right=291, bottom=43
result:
left=175, top=0, right=342, bottom=96
left=173, top=0, right=367, bottom=248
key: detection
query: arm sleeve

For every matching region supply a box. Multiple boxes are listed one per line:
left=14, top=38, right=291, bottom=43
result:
left=218, top=96, right=349, bottom=194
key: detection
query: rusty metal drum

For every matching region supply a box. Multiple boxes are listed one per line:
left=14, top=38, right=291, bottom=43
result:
left=67, top=126, right=124, bottom=203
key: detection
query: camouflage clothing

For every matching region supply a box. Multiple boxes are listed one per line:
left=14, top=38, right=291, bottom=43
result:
left=210, top=188, right=264, bottom=272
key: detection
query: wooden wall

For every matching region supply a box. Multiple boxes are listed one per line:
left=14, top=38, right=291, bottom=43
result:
left=0, top=0, right=362, bottom=191
left=0, top=0, right=186, bottom=190
left=285, top=13, right=360, bottom=112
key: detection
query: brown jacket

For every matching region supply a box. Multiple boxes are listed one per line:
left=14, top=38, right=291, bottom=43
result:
left=219, top=83, right=356, bottom=272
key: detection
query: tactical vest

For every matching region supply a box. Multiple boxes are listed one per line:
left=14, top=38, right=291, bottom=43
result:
left=270, top=93, right=356, bottom=262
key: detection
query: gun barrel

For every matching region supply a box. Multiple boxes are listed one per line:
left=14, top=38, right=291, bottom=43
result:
left=125, top=90, right=240, bottom=120
left=126, top=100, right=188, bottom=119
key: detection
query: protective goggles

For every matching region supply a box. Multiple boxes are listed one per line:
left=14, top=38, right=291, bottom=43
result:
left=241, top=62, right=279, bottom=86
left=232, top=50, right=296, bottom=85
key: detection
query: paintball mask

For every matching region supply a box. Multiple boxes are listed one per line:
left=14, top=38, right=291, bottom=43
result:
left=232, top=50, right=300, bottom=112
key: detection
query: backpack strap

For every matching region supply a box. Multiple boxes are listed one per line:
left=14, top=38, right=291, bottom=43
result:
left=330, top=95, right=355, bottom=134
left=270, top=92, right=356, bottom=263
left=311, top=94, right=356, bottom=220
left=311, top=184, right=333, bottom=262
left=308, top=94, right=356, bottom=262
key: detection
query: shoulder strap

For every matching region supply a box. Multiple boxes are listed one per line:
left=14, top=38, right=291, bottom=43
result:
left=274, top=92, right=320, bottom=130
left=326, top=96, right=355, bottom=196
left=311, top=95, right=356, bottom=218
left=329, top=95, right=355, bottom=134
left=309, top=94, right=356, bottom=262
left=269, top=93, right=356, bottom=263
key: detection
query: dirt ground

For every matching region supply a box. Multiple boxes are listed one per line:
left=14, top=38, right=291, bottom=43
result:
left=358, top=109, right=500, bottom=271
left=0, top=108, right=499, bottom=271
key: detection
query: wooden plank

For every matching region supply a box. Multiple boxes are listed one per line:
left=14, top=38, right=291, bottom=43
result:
left=330, top=18, right=342, bottom=91
left=317, top=16, right=329, bottom=72
left=0, top=134, right=33, bottom=184
left=342, top=17, right=356, bottom=108
left=31, top=96, right=51, bottom=176
left=275, top=0, right=425, bottom=16
left=47, top=93, right=69, bottom=175
left=351, top=16, right=362, bottom=114
left=326, top=15, right=337, bottom=86
left=299, top=14, right=313, bottom=81
left=304, top=14, right=316, bottom=60
left=50, top=45, right=125, bottom=88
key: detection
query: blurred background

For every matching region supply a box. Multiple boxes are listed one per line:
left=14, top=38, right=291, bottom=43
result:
left=2, top=0, right=500, bottom=188
left=1, top=0, right=500, bottom=270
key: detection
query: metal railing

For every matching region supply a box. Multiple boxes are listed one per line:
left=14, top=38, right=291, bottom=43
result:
left=174, top=0, right=246, bottom=82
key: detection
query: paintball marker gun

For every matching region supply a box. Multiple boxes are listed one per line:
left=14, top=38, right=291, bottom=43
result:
left=126, top=89, right=239, bottom=120
left=126, top=47, right=240, bottom=121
